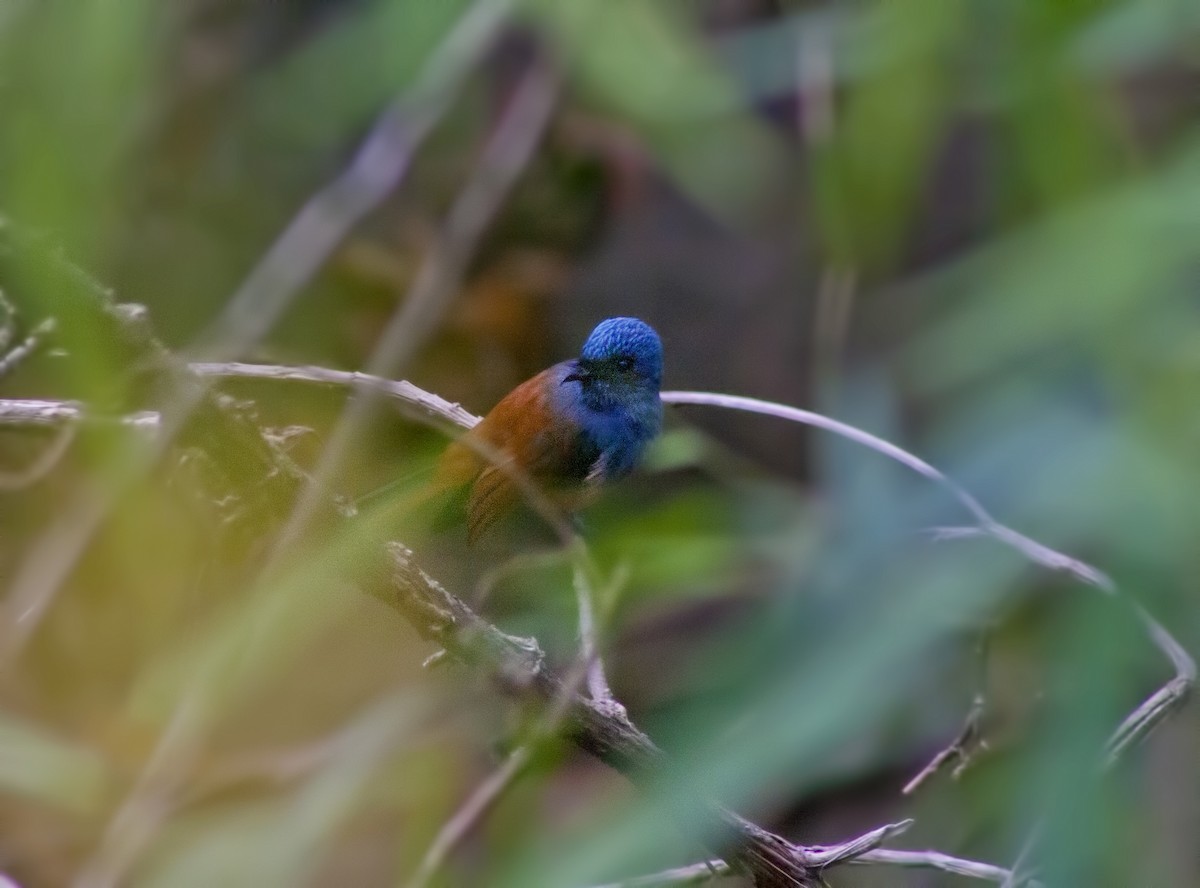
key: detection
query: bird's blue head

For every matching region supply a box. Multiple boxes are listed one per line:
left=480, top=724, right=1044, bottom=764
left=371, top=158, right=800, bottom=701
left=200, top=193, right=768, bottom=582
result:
left=560, top=317, right=663, bottom=475
left=565, top=317, right=663, bottom=399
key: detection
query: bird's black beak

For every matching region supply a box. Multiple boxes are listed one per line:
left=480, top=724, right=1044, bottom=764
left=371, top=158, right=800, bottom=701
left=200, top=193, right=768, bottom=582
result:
left=563, top=360, right=593, bottom=385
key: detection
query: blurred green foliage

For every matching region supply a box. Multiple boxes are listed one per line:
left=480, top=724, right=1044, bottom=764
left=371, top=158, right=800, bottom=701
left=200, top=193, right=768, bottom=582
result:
left=1, top=0, right=1199, bottom=886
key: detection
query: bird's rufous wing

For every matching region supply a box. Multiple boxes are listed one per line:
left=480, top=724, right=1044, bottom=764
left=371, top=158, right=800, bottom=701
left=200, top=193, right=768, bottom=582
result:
left=432, top=367, right=595, bottom=542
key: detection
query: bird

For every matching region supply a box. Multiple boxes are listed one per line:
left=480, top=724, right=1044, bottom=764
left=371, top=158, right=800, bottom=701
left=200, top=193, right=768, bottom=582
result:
left=429, top=316, right=663, bottom=543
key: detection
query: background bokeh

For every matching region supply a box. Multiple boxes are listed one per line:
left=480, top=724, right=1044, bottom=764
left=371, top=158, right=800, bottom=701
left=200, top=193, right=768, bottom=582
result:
left=1, top=1, right=1199, bottom=886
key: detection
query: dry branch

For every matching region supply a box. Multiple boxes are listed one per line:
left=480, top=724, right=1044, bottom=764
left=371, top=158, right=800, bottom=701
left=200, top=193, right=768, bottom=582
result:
left=0, top=352, right=1188, bottom=886
left=5, top=362, right=1189, bottom=770
left=179, top=363, right=1197, bottom=775
left=383, top=543, right=920, bottom=888
left=589, top=845, right=1027, bottom=888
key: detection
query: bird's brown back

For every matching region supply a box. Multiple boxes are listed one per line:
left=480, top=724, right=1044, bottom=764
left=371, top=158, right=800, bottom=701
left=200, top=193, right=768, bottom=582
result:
left=431, top=367, right=593, bottom=542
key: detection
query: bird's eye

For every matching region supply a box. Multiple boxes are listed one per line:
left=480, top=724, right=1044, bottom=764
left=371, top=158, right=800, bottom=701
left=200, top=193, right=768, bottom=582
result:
left=615, top=356, right=634, bottom=371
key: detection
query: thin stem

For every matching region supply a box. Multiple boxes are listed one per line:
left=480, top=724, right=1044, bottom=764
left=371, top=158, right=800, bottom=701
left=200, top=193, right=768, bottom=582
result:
left=406, top=745, right=533, bottom=888
left=191, top=0, right=513, bottom=364
left=904, top=627, right=992, bottom=794
left=0, top=316, right=55, bottom=379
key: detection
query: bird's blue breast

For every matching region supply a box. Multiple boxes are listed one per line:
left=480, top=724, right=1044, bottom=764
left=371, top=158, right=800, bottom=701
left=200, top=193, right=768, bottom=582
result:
left=546, top=361, right=662, bottom=482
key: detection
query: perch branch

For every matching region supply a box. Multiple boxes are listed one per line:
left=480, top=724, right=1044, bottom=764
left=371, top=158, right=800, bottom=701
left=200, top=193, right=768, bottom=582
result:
left=188, top=362, right=481, bottom=431
left=3, top=366, right=1186, bottom=886
left=198, top=365, right=621, bottom=706
left=4, top=374, right=1189, bottom=768
left=178, top=369, right=1196, bottom=769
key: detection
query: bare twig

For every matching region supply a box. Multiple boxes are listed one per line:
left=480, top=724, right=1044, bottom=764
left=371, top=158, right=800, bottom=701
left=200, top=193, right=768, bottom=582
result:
left=75, top=693, right=208, bottom=888
left=407, top=609, right=619, bottom=888
left=661, top=392, right=1193, bottom=886
left=663, top=392, right=1111, bottom=588
left=407, top=744, right=535, bottom=888
left=407, top=547, right=634, bottom=888
left=1104, top=600, right=1197, bottom=764
left=590, top=844, right=1027, bottom=888
left=903, top=690, right=987, bottom=795
left=0, top=391, right=581, bottom=555
left=0, top=363, right=476, bottom=435
left=0, top=421, right=76, bottom=490
left=802, top=817, right=912, bottom=866
left=590, top=860, right=735, bottom=888
left=853, top=847, right=1031, bottom=884
left=575, top=561, right=626, bottom=706
left=0, top=399, right=158, bottom=430
left=904, top=629, right=991, bottom=794
left=660, top=393, right=1040, bottom=559
left=925, top=526, right=1195, bottom=771
left=0, top=316, right=55, bottom=379
left=188, top=361, right=481, bottom=432
left=661, top=392, right=1193, bottom=754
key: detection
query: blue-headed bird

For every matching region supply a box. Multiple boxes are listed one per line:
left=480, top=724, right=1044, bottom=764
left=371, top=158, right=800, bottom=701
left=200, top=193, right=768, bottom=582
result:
left=431, top=316, right=663, bottom=542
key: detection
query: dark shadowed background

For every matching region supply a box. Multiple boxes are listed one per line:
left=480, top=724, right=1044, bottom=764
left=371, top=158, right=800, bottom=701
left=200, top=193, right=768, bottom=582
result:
left=1, top=1, right=1199, bottom=886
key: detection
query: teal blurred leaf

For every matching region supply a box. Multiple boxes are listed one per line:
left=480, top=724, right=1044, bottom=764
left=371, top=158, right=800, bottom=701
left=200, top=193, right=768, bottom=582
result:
left=909, top=134, right=1200, bottom=394
left=523, top=0, right=789, bottom=221
left=250, top=0, right=477, bottom=151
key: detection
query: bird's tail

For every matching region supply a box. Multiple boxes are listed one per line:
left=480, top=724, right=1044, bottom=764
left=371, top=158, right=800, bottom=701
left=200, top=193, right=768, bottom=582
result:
left=353, top=465, right=429, bottom=512
left=351, top=458, right=471, bottom=548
